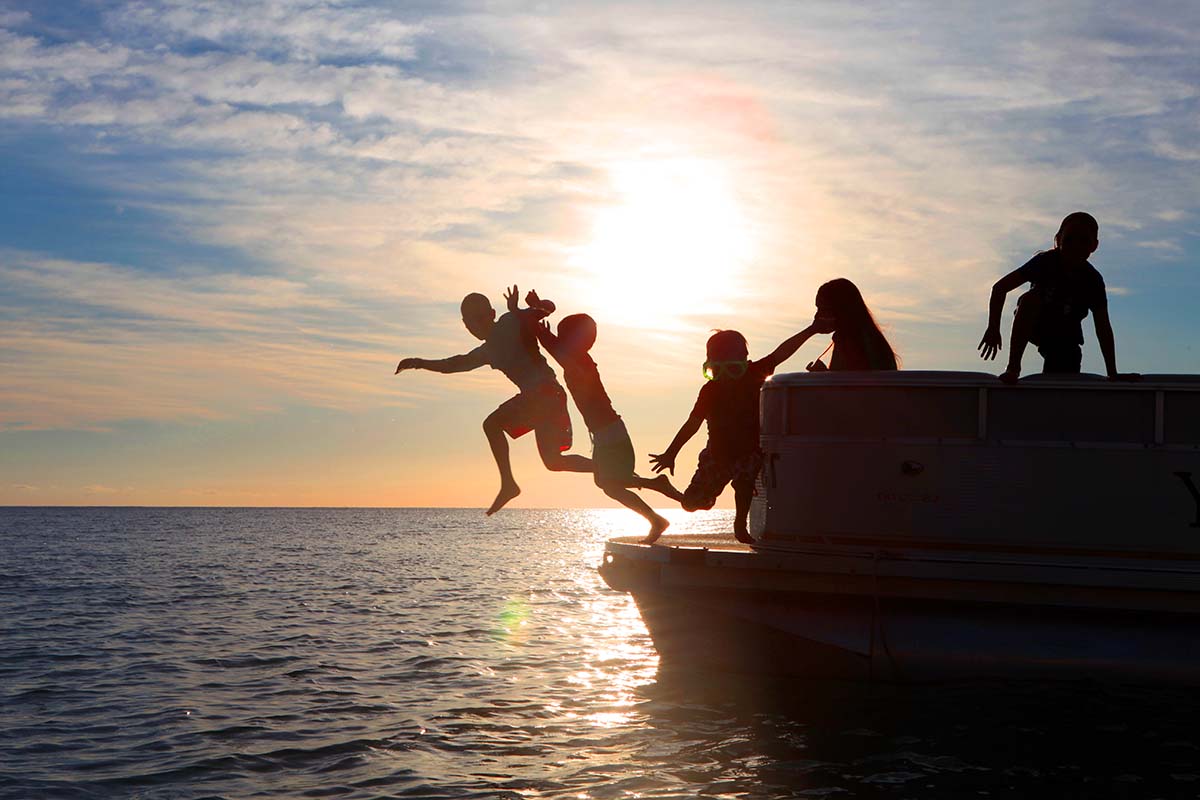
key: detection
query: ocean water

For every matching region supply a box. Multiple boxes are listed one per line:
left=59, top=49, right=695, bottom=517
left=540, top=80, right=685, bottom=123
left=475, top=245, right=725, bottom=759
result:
left=3, top=507, right=1200, bottom=800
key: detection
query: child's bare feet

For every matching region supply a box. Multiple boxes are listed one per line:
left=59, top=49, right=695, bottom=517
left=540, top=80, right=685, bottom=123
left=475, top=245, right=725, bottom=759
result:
left=998, top=367, right=1020, bottom=385
left=486, top=481, right=520, bottom=516
left=734, top=522, right=754, bottom=544
left=639, top=513, right=670, bottom=545
left=645, top=473, right=684, bottom=501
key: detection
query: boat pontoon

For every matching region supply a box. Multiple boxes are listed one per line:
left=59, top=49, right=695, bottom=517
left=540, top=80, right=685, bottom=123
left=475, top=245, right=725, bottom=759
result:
left=600, top=372, right=1200, bottom=682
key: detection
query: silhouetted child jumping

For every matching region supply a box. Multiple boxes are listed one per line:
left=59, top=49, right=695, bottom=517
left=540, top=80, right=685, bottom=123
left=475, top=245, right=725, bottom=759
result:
left=395, top=287, right=592, bottom=515
left=517, top=290, right=684, bottom=543
left=650, top=320, right=834, bottom=543
left=978, top=212, right=1135, bottom=383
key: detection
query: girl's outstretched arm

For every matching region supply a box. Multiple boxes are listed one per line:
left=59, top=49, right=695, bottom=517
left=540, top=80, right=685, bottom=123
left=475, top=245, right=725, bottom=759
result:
left=979, top=268, right=1028, bottom=360
left=534, top=319, right=572, bottom=366
left=650, top=408, right=704, bottom=476
left=760, top=319, right=835, bottom=373
left=1092, top=298, right=1138, bottom=381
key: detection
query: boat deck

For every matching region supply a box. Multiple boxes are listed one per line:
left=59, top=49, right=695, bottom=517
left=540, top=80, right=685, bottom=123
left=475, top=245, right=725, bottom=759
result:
left=608, top=533, right=753, bottom=551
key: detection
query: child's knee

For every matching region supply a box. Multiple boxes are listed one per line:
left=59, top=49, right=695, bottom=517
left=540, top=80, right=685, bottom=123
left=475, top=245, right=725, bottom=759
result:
left=1015, top=289, right=1043, bottom=319
left=594, top=473, right=618, bottom=491
left=539, top=448, right=567, bottom=470
left=681, top=490, right=715, bottom=512
left=601, top=484, right=626, bottom=501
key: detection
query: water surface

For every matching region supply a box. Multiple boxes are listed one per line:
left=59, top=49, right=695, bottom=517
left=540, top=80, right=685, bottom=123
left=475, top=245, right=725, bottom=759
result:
left=3, top=507, right=1199, bottom=799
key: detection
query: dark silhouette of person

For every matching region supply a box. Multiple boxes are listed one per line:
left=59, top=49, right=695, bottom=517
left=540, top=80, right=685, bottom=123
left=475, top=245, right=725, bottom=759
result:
left=520, top=290, right=684, bottom=543
left=649, top=318, right=836, bottom=543
left=807, top=278, right=899, bottom=371
left=978, top=212, right=1136, bottom=383
left=395, top=287, right=592, bottom=515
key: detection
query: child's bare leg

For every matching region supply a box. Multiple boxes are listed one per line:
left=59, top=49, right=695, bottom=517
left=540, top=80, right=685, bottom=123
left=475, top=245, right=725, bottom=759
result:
left=631, top=473, right=685, bottom=503
left=540, top=450, right=593, bottom=472
left=733, top=483, right=754, bottom=544
left=483, top=412, right=520, bottom=516
left=601, top=483, right=670, bottom=544
left=1001, top=291, right=1040, bottom=385
left=536, top=431, right=593, bottom=473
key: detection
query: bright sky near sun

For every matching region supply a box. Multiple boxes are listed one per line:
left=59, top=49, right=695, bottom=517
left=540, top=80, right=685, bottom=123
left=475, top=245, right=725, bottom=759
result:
left=1, top=1, right=1198, bottom=508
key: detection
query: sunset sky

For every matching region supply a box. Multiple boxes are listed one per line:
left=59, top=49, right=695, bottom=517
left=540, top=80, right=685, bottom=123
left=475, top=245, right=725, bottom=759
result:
left=2, top=1, right=1198, bottom=508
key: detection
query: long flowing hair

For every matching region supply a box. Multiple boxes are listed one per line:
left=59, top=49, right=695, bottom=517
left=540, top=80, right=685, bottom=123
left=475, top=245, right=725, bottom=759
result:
left=816, top=278, right=898, bottom=369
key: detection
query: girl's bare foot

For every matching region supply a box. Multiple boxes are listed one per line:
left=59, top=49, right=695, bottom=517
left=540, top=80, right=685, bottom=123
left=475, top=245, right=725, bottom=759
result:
left=998, top=367, right=1020, bottom=385
left=486, top=481, right=520, bottom=515
left=639, top=514, right=670, bottom=545
left=734, top=522, right=754, bottom=544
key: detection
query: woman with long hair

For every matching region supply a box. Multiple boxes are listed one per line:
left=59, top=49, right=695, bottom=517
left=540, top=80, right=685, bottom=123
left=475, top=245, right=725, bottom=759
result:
left=812, top=278, right=898, bottom=371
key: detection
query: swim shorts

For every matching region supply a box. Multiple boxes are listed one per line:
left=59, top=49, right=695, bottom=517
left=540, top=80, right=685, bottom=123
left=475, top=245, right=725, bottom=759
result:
left=496, top=382, right=572, bottom=452
left=682, top=447, right=763, bottom=511
left=591, top=418, right=635, bottom=487
left=1037, top=343, right=1083, bottom=374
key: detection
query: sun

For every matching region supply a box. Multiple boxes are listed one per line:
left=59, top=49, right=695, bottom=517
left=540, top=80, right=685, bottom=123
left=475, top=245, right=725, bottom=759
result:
left=569, top=157, right=755, bottom=328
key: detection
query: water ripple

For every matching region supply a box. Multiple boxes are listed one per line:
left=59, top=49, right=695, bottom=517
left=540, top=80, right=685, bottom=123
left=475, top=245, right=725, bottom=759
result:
left=3, top=507, right=1200, bottom=798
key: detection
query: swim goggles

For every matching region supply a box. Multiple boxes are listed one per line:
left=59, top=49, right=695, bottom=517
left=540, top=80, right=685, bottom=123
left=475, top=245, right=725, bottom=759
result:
left=703, top=359, right=749, bottom=381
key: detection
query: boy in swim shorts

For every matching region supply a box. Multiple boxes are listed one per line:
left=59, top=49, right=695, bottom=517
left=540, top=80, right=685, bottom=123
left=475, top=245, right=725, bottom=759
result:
left=396, top=287, right=591, bottom=515
left=521, top=290, right=683, bottom=543
left=651, top=320, right=832, bottom=543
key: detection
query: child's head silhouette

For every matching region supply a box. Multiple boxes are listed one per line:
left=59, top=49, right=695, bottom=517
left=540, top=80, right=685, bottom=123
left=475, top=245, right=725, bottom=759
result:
left=706, top=329, right=749, bottom=362
left=558, top=313, right=597, bottom=353
left=460, top=293, right=496, bottom=340
left=1053, top=212, right=1099, bottom=262
left=815, top=278, right=871, bottom=327
left=814, top=278, right=899, bottom=369
left=705, top=331, right=750, bottom=379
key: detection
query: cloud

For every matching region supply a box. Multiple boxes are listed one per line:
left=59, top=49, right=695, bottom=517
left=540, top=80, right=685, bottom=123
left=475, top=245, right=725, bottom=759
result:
left=1136, top=238, right=1184, bottom=257
left=82, top=484, right=122, bottom=494
left=0, top=249, right=427, bottom=429
left=1, top=0, right=1199, bottom=432
left=111, top=0, right=425, bottom=62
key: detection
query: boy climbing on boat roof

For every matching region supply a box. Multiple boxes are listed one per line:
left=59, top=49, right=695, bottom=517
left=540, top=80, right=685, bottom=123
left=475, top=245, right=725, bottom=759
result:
left=515, top=288, right=684, bottom=543
left=978, top=212, right=1137, bottom=384
left=650, top=317, right=836, bottom=544
left=395, top=287, right=592, bottom=515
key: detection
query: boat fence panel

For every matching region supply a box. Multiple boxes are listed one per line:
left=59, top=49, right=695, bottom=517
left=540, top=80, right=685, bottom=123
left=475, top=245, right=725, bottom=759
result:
left=1165, top=391, right=1200, bottom=446
left=987, top=388, right=1155, bottom=444
left=757, top=373, right=1200, bottom=556
left=784, top=386, right=978, bottom=440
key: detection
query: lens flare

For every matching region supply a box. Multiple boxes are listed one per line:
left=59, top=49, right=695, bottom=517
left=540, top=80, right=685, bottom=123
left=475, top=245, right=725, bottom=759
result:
left=493, top=595, right=531, bottom=644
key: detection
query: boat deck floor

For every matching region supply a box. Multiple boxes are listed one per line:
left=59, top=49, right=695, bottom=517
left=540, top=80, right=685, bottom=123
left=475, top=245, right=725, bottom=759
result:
left=608, top=533, right=754, bottom=552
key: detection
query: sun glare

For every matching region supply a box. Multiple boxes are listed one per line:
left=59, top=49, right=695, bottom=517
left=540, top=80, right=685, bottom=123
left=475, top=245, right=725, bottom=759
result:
left=570, top=158, right=755, bottom=328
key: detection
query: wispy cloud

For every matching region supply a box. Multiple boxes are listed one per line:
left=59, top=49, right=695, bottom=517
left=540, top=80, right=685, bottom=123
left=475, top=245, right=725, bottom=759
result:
left=0, top=249, right=424, bottom=429
left=1, top=0, right=1199, bottom=438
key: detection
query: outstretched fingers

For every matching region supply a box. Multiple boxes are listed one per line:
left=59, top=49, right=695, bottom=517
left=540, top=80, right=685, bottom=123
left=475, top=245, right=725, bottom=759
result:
left=648, top=453, right=674, bottom=475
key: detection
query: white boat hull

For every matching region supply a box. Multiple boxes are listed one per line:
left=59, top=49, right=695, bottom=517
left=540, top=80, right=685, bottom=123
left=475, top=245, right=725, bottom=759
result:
left=602, top=372, right=1200, bottom=683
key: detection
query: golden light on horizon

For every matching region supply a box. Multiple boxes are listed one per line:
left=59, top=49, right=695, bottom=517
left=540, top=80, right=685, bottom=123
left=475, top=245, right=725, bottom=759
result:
left=569, top=157, right=756, bottom=328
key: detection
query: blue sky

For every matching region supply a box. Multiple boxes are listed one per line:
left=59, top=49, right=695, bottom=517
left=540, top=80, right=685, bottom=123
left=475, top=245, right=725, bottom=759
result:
left=1, top=0, right=1198, bottom=506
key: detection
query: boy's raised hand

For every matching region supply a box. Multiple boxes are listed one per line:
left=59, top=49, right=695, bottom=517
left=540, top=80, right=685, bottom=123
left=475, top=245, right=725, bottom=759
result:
left=648, top=451, right=676, bottom=475
left=504, top=284, right=520, bottom=313
left=526, top=288, right=556, bottom=314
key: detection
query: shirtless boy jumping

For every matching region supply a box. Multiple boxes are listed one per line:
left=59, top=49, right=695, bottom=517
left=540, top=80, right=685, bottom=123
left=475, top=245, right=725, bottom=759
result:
left=395, top=287, right=592, bottom=514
